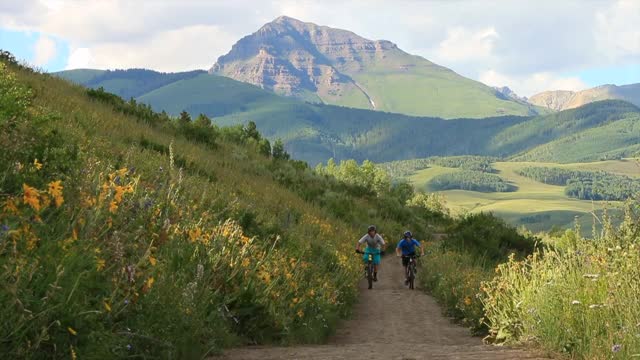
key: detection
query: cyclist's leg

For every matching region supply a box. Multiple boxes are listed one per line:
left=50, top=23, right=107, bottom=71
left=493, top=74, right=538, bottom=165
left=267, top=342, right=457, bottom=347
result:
left=373, top=250, right=381, bottom=280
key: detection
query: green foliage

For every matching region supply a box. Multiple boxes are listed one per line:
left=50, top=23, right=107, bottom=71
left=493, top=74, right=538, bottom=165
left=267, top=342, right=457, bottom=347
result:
left=420, top=246, right=492, bottom=334
left=55, top=68, right=640, bottom=166
left=447, top=213, right=536, bottom=261
left=420, top=212, right=536, bottom=334
left=429, top=170, right=517, bottom=193
left=0, top=62, right=32, bottom=119
left=482, top=205, right=640, bottom=358
left=516, top=166, right=640, bottom=201
left=407, top=192, right=449, bottom=217
left=316, top=159, right=391, bottom=197
left=429, top=156, right=498, bottom=172
left=0, top=55, right=446, bottom=358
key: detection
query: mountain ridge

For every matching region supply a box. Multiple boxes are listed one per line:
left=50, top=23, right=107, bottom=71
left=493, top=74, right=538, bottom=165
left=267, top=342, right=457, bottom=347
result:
left=210, top=16, right=538, bottom=118
left=530, top=83, right=640, bottom=111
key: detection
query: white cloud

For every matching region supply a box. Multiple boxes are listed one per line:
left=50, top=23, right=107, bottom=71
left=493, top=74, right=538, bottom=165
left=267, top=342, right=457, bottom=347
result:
left=65, top=47, right=92, bottom=69
left=434, top=26, right=499, bottom=63
left=33, top=34, right=56, bottom=65
left=595, top=0, right=640, bottom=62
left=0, top=0, right=638, bottom=90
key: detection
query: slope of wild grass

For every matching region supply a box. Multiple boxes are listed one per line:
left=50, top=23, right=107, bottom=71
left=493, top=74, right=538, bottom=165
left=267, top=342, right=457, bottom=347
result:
left=421, top=205, right=640, bottom=358
left=0, top=53, right=438, bottom=358
left=483, top=207, right=640, bottom=358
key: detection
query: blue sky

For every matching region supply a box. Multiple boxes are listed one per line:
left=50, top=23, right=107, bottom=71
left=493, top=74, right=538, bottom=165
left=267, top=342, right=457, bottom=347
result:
left=1, top=0, right=638, bottom=96
left=0, top=29, right=69, bottom=71
left=571, top=64, right=640, bottom=88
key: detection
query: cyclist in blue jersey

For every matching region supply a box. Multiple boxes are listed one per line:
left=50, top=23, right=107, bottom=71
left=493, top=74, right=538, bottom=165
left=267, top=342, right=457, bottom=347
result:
left=396, top=231, right=424, bottom=285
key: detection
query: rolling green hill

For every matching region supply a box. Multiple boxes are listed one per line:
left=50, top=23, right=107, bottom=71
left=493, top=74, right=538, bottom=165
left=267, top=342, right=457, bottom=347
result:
left=55, top=69, right=640, bottom=166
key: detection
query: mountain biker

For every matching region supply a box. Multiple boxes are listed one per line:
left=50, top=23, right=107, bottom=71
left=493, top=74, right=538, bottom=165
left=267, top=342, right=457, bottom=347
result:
left=396, top=231, right=424, bottom=285
left=355, top=225, right=386, bottom=282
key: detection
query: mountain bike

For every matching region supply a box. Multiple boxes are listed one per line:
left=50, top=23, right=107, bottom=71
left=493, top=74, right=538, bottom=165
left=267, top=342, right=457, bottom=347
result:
left=402, top=254, right=420, bottom=290
left=356, top=249, right=382, bottom=289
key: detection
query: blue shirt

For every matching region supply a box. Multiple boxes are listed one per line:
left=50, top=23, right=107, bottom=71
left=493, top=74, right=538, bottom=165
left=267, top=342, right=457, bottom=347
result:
left=397, top=238, right=421, bottom=255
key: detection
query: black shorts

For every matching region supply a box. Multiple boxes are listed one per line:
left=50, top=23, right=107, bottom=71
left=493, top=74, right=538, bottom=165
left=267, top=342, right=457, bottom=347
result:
left=402, top=254, right=416, bottom=267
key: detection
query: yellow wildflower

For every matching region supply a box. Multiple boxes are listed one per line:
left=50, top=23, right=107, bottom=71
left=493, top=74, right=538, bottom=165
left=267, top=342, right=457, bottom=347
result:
left=23, top=184, right=41, bottom=211
left=464, top=296, right=472, bottom=306
left=47, top=180, right=64, bottom=207
left=67, top=327, right=77, bottom=336
left=114, top=186, right=125, bottom=203
left=149, top=256, right=157, bottom=266
left=33, top=158, right=43, bottom=170
left=297, top=309, right=304, bottom=318
left=104, top=301, right=112, bottom=313
left=145, top=276, right=155, bottom=289
left=241, top=258, right=251, bottom=267
left=96, top=258, right=106, bottom=271
left=3, top=197, right=19, bottom=214
left=188, top=228, right=202, bottom=242
left=309, top=289, right=315, bottom=297
left=70, top=345, right=77, bottom=360
left=109, top=201, right=118, bottom=214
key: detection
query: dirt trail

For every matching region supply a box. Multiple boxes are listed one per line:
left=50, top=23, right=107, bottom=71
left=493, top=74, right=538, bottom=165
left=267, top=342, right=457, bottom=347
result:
left=219, top=257, right=547, bottom=359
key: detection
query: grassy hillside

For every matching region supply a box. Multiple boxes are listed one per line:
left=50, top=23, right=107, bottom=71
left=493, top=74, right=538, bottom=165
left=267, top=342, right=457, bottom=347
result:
left=57, top=68, right=205, bottom=100
left=55, top=69, right=640, bottom=165
left=350, top=58, right=539, bottom=118
left=487, top=100, right=640, bottom=157
left=1, top=52, right=442, bottom=358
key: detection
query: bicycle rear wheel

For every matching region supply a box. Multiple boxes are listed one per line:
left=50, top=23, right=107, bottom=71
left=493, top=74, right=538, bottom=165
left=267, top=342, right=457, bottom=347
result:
left=408, top=264, right=415, bottom=290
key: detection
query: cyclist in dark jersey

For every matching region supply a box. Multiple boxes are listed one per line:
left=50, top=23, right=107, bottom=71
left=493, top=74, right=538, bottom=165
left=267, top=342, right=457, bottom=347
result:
left=396, top=231, right=424, bottom=285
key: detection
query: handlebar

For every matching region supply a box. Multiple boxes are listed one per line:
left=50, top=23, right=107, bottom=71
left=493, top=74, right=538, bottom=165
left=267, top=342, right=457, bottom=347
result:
left=355, top=249, right=385, bottom=256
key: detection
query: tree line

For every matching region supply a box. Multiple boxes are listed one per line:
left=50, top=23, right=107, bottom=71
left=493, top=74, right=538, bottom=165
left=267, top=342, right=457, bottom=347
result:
left=429, top=170, right=517, bottom=193
left=516, top=166, right=640, bottom=201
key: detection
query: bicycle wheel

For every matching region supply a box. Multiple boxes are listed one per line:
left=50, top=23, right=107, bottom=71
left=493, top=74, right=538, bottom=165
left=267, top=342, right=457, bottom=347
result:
left=367, top=262, right=374, bottom=289
left=408, top=263, right=415, bottom=290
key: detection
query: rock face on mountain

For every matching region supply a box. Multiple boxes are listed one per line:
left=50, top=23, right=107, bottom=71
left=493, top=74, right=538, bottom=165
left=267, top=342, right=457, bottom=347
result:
left=492, top=86, right=527, bottom=102
left=530, top=83, right=640, bottom=111
left=211, top=16, right=537, bottom=119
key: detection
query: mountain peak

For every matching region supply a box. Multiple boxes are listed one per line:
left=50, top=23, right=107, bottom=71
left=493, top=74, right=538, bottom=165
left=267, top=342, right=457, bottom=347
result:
left=272, top=15, right=302, bottom=24
left=210, top=18, right=537, bottom=118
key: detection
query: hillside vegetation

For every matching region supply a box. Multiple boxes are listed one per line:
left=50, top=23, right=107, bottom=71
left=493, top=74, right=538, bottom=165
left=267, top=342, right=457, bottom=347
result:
left=56, top=69, right=640, bottom=165
left=404, top=160, right=638, bottom=234
left=0, top=52, right=441, bottom=358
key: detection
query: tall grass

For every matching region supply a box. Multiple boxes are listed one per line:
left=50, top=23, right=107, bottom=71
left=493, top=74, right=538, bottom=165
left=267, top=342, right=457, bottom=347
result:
left=483, top=206, right=640, bottom=358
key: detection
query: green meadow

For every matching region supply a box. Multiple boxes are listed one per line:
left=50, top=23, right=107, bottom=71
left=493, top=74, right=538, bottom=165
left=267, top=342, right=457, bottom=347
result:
left=408, top=160, right=639, bottom=233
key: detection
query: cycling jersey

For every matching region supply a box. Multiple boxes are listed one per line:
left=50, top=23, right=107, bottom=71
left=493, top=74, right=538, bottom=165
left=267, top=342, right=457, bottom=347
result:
left=397, top=238, right=421, bottom=256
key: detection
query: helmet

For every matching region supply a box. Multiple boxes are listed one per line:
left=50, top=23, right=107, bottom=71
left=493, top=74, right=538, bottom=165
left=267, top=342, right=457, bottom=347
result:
left=368, top=225, right=377, bottom=233
left=404, top=231, right=412, bottom=238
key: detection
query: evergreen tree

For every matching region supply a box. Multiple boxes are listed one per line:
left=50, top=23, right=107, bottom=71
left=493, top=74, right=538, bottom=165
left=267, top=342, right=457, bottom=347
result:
left=178, top=110, right=192, bottom=127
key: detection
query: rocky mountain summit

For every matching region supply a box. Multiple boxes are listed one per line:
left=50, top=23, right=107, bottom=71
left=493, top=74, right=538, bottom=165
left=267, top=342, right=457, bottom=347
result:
left=210, top=16, right=536, bottom=118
